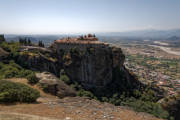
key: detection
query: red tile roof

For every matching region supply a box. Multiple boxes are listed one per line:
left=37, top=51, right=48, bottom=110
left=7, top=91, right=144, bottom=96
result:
left=55, top=36, right=106, bottom=45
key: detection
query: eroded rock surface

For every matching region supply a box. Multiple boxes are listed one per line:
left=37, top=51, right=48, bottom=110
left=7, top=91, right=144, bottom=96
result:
left=52, top=44, right=125, bottom=88
left=17, top=43, right=125, bottom=89
left=17, top=47, right=59, bottom=75
left=36, top=72, right=76, bottom=98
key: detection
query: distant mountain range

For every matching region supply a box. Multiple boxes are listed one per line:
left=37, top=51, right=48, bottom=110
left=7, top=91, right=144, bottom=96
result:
left=98, top=29, right=180, bottom=38
left=166, top=36, right=180, bottom=41
left=3, top=29, right=180, bottom=45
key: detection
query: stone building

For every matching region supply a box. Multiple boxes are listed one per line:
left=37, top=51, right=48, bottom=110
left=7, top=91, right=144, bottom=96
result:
left=52, top=34, right=109, bottom=52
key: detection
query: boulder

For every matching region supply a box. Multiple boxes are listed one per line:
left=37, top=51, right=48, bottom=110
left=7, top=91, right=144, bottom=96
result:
left=36, top=72, right=76, bottom=98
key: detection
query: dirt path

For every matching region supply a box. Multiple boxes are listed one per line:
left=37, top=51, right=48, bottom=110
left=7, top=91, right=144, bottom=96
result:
left=0, top=112, right=60, bottom=120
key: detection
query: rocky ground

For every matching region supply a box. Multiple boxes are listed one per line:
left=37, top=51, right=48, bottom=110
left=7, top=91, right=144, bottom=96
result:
left=0, top=112, right=60, bottom=120
left=0, top=96, right=163, bottom=120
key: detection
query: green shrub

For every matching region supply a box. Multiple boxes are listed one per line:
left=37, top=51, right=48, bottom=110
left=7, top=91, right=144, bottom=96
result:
left=0, top=61, right=34, bottom=79
left=0, top=35, right=5, bottom=42
left=77, top=89, right=95, bottom=99
left=0, top=42, right=20, bottom=55
left=0, top=80, right=40, bottom=103
left=39, top=84, right=49, bottom=93
left=60, top=75, right=71, bottom=84
left=70, top=81, right=82, bottom=90
left=60, top=69, right=71, bottom=84
left=123, top=99, right=169, bottom=119
left=26, top=73, right=39, bottom=84
left=18, top=70, right=34, bottom=78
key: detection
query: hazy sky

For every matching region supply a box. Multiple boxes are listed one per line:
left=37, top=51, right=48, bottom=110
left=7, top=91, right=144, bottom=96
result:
left=0, top=0, right=180, bottom=34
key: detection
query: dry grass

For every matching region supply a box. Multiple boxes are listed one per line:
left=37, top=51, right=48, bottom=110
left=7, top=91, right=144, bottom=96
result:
left=0, top=112, right=60, bottom=120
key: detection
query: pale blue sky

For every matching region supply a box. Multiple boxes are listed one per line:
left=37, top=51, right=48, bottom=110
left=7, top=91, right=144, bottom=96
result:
left=0, top=0, right=180, bottom=34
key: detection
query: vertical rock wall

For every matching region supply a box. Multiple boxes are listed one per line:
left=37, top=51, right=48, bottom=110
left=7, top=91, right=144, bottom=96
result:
left=53, top=44, right=125, bottom=88
left=18, top=43, right=125, bottom=89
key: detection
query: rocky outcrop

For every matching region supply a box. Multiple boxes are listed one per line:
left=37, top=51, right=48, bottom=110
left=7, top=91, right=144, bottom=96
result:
left=53, top=45, right=125, bottom=88
left=17, top=47, right=60, bottom=75
left=36, top=72, right=76, bottom=98
left=18, top=43, right=125, bottom=89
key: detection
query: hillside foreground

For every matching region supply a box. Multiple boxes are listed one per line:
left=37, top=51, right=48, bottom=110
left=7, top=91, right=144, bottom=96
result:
left=0, top=78, right=162, bottom=120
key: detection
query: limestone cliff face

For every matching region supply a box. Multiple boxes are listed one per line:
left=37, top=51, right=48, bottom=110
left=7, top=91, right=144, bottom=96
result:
left=17, top=47, right=60, bottom=75
left=52, top=44, right=125, bottom=88
left=17, top=44, right=125, bottom=88
left=112, top=47, right=125, bottom=68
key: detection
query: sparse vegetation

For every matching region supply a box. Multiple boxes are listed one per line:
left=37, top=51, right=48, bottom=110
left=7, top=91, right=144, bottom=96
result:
left=0, top=42, right=20, bottom=58
left=123, top=99, right=169, bottom=119
left=38, top=40, right=44, bottom=47
left=60, top=69, right=71, bottom=84
left=0, top=60, right=34, bottom=80
left=0, top=35, right=5, bottom=42
left=19, top=37, right=32, bottom=46
left=26, top=73, right=39, bottom=84
left=0, top=80, right=40, bottom=103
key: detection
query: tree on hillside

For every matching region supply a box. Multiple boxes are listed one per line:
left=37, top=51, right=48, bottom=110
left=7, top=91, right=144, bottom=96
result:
left=19, top=37, right=32, bottom=46
left=27, top=38, right=31, bottom=45
left=0, top=35, right=5, bottom=42
left=38, top=40, right=44, bottom=47
left=19, top=37, right=27, bottom=45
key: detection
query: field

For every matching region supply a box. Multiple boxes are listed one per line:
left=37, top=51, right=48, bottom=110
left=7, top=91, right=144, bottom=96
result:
left=119, top=43, right=180, bottom=95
